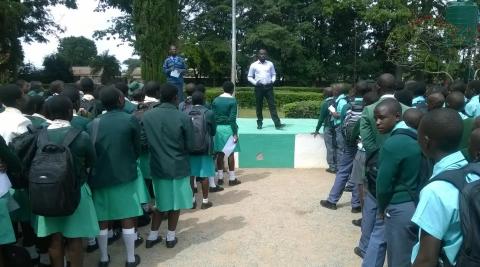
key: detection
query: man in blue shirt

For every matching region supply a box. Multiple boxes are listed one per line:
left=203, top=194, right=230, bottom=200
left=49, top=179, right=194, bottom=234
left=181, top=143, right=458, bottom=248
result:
left=163, top=45, right=187, bottom=102
left=412, top=108, right=480, bottom=266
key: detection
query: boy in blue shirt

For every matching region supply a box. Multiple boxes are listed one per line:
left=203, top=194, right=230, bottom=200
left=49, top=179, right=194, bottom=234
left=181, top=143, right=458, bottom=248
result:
left=412, top=108, right=480, bottom=266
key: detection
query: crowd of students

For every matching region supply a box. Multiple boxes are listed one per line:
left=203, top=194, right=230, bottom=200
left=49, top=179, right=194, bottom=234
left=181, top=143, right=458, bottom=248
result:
left=0, top=78, right=241, bottom=267
left=315, top=73, right=480, bottom=266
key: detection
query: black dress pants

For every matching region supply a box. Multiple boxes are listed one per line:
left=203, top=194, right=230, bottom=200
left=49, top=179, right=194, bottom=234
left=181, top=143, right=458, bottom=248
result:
left=255, top=84, right=281, bottom=127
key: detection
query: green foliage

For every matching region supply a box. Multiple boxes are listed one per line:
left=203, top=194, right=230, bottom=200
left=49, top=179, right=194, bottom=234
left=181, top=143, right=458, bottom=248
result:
left=42, top=54, right=74, bottom=83
left=283, top=101, right=322, bottom=119
left=58, top=36, right=98, bottom=66
left=90, top=51, right=121, bottom=85
left=123, top=58, right=141, bottom=77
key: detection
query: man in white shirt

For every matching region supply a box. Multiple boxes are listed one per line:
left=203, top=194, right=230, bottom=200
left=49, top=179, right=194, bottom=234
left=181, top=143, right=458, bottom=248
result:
left=248, top=49, right=285, bottom=130
left=0, top=84, right=32, bottom=143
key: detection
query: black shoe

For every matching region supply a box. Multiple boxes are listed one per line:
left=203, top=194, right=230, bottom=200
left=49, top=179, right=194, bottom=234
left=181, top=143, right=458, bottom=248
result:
left=229, top=179, right=241, bottom=186
left=125, top=255, right=140, bottom=267
left=257, top=125, right=263, bottom=130
left=354, top=247, right=364, bottom=259
left=135, top=235, right=144, bottom=248
left=192, top=201, right=197, bottom=209
left=166, top=237, right=178, bottom=248
left=344, top=186, right=354, bottom=192
left=201, top=202, right=213, bottom=209
left=351, top=207, right=362, bottom=213
left=98, top=255, right=110, bottom=267
left=87, top=242, right=99, bottom=253
left=108, top=229, right=121, bottom=245
left=352, top=218, right=362, bottom=227
left=217, top=179, right=224, bottom=186
left=145, top=236, right=163, bottom=249
left=275, top=123, right=286, bottom=130
left=320, top=200, right=337, bottom=210
left=326, top=168, right=337, bottom=174
left=209, top=186, right=224, bottom=193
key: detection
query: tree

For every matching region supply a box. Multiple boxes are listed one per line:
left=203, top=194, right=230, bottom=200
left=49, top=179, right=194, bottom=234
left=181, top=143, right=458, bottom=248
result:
left=90, top=51, right=121, bottom=85
left=58, top=36, right=98, bottom=66
left=42, top=54, right=74, bottom=83
left=123, top=58, right=141, bottom=76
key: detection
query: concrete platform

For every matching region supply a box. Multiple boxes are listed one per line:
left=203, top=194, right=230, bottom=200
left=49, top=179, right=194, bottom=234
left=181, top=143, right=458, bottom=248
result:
left=237, top=118, right=328, bottom=168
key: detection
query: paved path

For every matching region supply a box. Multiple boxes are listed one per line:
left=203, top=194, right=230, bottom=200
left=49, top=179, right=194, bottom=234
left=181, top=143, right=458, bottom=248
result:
left=85, top=169, right=363, bottom=266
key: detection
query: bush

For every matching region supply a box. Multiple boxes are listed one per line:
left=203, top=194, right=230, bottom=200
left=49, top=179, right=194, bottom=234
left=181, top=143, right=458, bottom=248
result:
left=206, top=88, right=323, bottom=108
left=283, top=100, right=322, bottom=119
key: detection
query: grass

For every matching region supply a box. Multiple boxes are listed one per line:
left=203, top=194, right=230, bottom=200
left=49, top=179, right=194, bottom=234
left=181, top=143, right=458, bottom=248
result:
left=239, top=108, right=285, bottom=118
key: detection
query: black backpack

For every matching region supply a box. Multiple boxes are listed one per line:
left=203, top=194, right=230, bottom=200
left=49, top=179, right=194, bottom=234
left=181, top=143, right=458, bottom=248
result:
left=342, top=98, right=364, bottom=147
left=187, top=106, right=211, bottom=155
left=180, top=97, right=193, bottom=114
left=28, top=128, right=81, bottom=217
left=133, top=102, right=158, bottom=153
left=7, top=125, right=42, bottom=189
left=428, top=163, right=480, bottom=267
left=365, top=149, right=379, bottom=197
left=2, top=245, right=33, bottom=267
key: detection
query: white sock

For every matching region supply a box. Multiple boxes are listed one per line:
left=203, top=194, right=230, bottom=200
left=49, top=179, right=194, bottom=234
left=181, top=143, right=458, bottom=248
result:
left=229, top=171, right=236, bottom=181
left=147, top=230, right=159, bottom=241
left=122, top=228, right=136, bottom=263
left=194, top=177, right=197, bottom=188
left=108, top=229, right=114, bottom=239
left=202, top=198, right=209, bottom=204
left=97, top=229, right=109, bottom=262
left=166, top=230, right=176, bottom=242
left=208, top=176, right=216, bottom=188
left=88, top=237, right=96, bottom=246
left=217, top=171, right=224, bottom=180
left=25, top=246, right=38, bottom=259
left=39, top=253, right=50, bottom=265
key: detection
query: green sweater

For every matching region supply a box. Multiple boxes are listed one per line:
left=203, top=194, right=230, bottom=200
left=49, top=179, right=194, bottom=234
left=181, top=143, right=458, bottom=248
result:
left=87, top=109, right=141, bottom=188
left=71, top=115, right=91, bottom=131
left=143, top=103, right=194, bottom=179
left=376, top=125, right=422, bottom=213
left=212, top=96, right=239, bottom=135
left=315, top=97, right=333, bottom=132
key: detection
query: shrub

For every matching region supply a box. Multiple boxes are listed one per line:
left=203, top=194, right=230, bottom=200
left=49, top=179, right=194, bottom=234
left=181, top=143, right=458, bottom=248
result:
left=283, top=100, right=322, bottom=119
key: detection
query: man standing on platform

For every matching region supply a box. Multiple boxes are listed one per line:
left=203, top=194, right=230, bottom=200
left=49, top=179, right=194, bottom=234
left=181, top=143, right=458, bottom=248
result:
left=248, top=49, right=285, bottom=130
left=163, top=45, right=187, bottom=102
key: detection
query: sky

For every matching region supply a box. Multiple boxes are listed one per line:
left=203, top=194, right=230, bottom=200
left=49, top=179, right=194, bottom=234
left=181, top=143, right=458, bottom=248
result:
left=22, top=0, right=137, bottom=69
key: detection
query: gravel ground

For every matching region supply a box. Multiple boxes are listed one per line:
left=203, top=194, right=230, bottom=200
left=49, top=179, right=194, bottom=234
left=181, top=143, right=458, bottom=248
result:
left=84, top=169, right=363, bottom=267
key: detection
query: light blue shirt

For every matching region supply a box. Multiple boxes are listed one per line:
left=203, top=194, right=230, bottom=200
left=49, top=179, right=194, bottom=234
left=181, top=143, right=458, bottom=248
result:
left=465, top=95, right=479, bottom=118
left=458, top=112, right=468, bottom=120
left=411, top=151, right=480, bottom=265
left=412, top=96, right=426, bottom=106
left=332, top=94, right=348, bottom=126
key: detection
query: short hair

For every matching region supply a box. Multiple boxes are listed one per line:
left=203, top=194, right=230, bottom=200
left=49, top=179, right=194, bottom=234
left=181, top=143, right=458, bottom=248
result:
left=0, top=84, right=23, bottom=107
left=468, top=80, right=480, bottom=95
left=355, top=80, right=370, bottom=96
left=377, top=73, right=396, bottom=93
left=394, top=89, right=413, bottom=107
left=195, top=84, right=206, bottom=94
left=419, top=108, right=463, bottom=153
left=23, top=95, right=45, bottom=115
left=44, top=95, right=73, bottom=121
left=80, top=78, right=95, bottom=94
left=450, top=80, right=466, bottom=93
left=428, top=84, right=448, bottom=97
left=192, top=91, right=205, bottom=105
left=144, top=81, right=160, bottom=98
left=374, top=98, right=402, bottom=116
left=100, top=86, right=122, bottom=111
left=61, top=87, right=81, bottom=110
left=222, top=81, right=234, bottom=94
left=115, top=82, right=129, bottom=96
left=404, top=108, right=424, bottom=130
left=363, top=91, right=379, bottom=106
left=395, top=80, right=405, bottom=91
left=427, top=93, right=445, bottom=111
left=160, top=84, right=178, bottom=103
left=131, top=89, right=145, bottom=102
left=413, top=81, right=427, bottom=96
left=446, top=91, right=465, bottom=111
left=49, top=80, right=65, bottom=94
left=185, top=83, right=196, bottom=97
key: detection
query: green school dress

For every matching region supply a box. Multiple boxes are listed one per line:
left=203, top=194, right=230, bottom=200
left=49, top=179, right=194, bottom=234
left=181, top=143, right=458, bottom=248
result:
left=0, top=193, right=16, bottom=244
left=138, top=153, right=151, bottom=180
left=212, top=95, right=240, bottom=153
left=189, top=155, right=215, bottom=177
left=152, top=177, right=193, bottom=212
left=214, top=125, right=240, bottom=153
left=9, top=188, right=31, bottom=222
left=134, top=163, right=151, bottom=204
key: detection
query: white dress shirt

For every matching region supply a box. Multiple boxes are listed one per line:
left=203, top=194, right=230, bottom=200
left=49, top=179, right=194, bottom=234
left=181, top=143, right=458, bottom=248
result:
left=247, top=60, right=277, bottom=86
left=0, top=107, right=32, bottom=144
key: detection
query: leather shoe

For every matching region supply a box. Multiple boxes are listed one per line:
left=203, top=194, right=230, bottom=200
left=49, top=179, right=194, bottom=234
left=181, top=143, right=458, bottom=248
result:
left=166, top=237, right=178, bottom=248
left=209, top=186, right=224, bottom=193
left=275, top=123, right=286, bottom=130
left=98, top=255, right=110, bottom=267
left=108, top=229, right=121, bottom=245
left=229, top=179, right=241, bottom=186
left=352, top=218, right=362, bottom=227
left=217, top=179, right=224, bottom=186
left=257, top=125, right=263, bottom=130
left=354, top=247, right=364, bottom=259
left=344, top=186, right=354, bottom=192
left=135, top=235, right=144, bottom=248
left=351, top=207, right=362, bottom=213
left=320, top=200, right=337, bottom=210
left=87, top=242, right=99, bottom=253
left=145, top=236, right=162, bottom=249
left=201, top=202, right=213, bottom=209
left=326, top=168, right=337, bottom=174
left=125, top=255, right=140, bottom=267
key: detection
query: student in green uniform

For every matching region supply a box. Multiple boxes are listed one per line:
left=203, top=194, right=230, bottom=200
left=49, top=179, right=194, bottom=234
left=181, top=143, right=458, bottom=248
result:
left=87, top=86, right=142, bottom=267
left=374, top=99, right=421, bottom=267
left=0, top=135, right=22, bottom=267
left=115, top=82, right=137, bottom=114
left=403, top=108, right=424, bottom=130
left=61, top=87, right=91, bottom=131
left=34, top=96, right=99, bottom=267
left=212, top=81, right=242, bottom=186
left=446, top=91, right=473, bottom=153
left=23, top=95, right=49, bottom=127
left=188, top=91, right=216, bottom=209
left=142, top=84, right=194, bottom=249
left=468, top=128, right=480, bottom=162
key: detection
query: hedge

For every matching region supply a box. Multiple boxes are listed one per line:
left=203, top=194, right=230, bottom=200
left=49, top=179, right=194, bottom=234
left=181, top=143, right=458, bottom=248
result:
left=283, top=100, right=322, bottom=119
left=206, top=89, right=323, bottom=108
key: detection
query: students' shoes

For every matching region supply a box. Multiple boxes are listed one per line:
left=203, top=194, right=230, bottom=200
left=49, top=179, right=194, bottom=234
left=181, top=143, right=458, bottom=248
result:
left=351, top=207, right=362, bottom=213
left=257, top=124, right=263, bottom=130
left=344, top=185, right=354, bottom=192
left=135, top=235, right=144, bottom=248
left=326, top=168, right=337, bottom=174
left=275, top=124, right=286, bottom=130
left=229, top=179, right=242, bottom=186
left=125, top=255, right=140, bottom=267
left=201, top=202, right=213, bottom=209
left=86, top=242, right=99, bottom=253
left=192, top=201, right=197, bottom=209
left=209, top=186, right=224, bottom=193
left=166, top=238, right=178, bottom=248
left=98, top=255, right=110, bottom=267
left=320, top=200, right=337, bottom=210
left=145, top=236, right=163, bottom=249
left=354, top=247, right=364, bottom=259
left=352, top=218, right=362, bottom=227
left=107, top=229, right=121, bottom=245
left=217, top=179, right=224, bottom=186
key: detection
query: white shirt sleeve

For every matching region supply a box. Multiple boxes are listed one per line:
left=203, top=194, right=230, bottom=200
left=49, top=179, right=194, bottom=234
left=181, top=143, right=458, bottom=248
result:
left=247, top=63, right=257, bottom=85
left=270, top=62, right=276, bottom=84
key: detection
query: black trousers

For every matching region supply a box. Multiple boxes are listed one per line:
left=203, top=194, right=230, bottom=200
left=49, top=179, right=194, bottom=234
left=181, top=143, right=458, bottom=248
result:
left=255, top=84, right=281, bottom=127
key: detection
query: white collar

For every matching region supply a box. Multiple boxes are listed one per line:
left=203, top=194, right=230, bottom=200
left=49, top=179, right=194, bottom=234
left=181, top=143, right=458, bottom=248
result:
left=32, top=113, right=48, bottom=120
left=144, top=96, right=158, bottom=103
left=256, top=60, right=269, bottom=65
left=220, top=93, right=234, bottom=98
left=82, top=94, right=95, bottom=101
left=4, top=107, right=22, bottom=114
left=380, top=94, right=395, bottom=100
left=47, top=119, right=71, bottom=129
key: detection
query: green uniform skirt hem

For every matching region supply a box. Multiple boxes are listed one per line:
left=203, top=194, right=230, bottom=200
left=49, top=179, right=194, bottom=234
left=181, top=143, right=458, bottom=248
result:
left=214, top=125, right=240, bottom=153
left=152, top=177, right=192, bottom=212
left=189, top=155, right=215, bottom=177
left=9, top=189, right=32, bottom=222
left=0, top=193, right=16, bottom=244
left=135, top=164, right=151, bottom=204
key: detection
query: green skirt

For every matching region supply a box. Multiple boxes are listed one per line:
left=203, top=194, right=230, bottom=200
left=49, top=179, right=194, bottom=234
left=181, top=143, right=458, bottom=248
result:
left=92, top=179, right=143, bottom=221
left=134, top=164, right=151, bottom=204
left=214, top=125, right=240, bottom=153
left=34, top=184, right=99, bottom=238
left=152, top=177, right=192, bottom=212
left=139, top=153, right=151, bottom=180
left=189, top=155, right=215, bottom=177
left=9, top=188, right=32, bottom=222
left=0, top=193, right=15, bottom=245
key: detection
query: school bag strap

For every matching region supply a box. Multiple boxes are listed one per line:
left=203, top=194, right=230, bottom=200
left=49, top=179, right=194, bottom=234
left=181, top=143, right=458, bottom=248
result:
left=62, top=128, right=82, bottom=147
left=90, top=118, right=101, bottom=145
left=428, top=163, right=480, bottom=190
